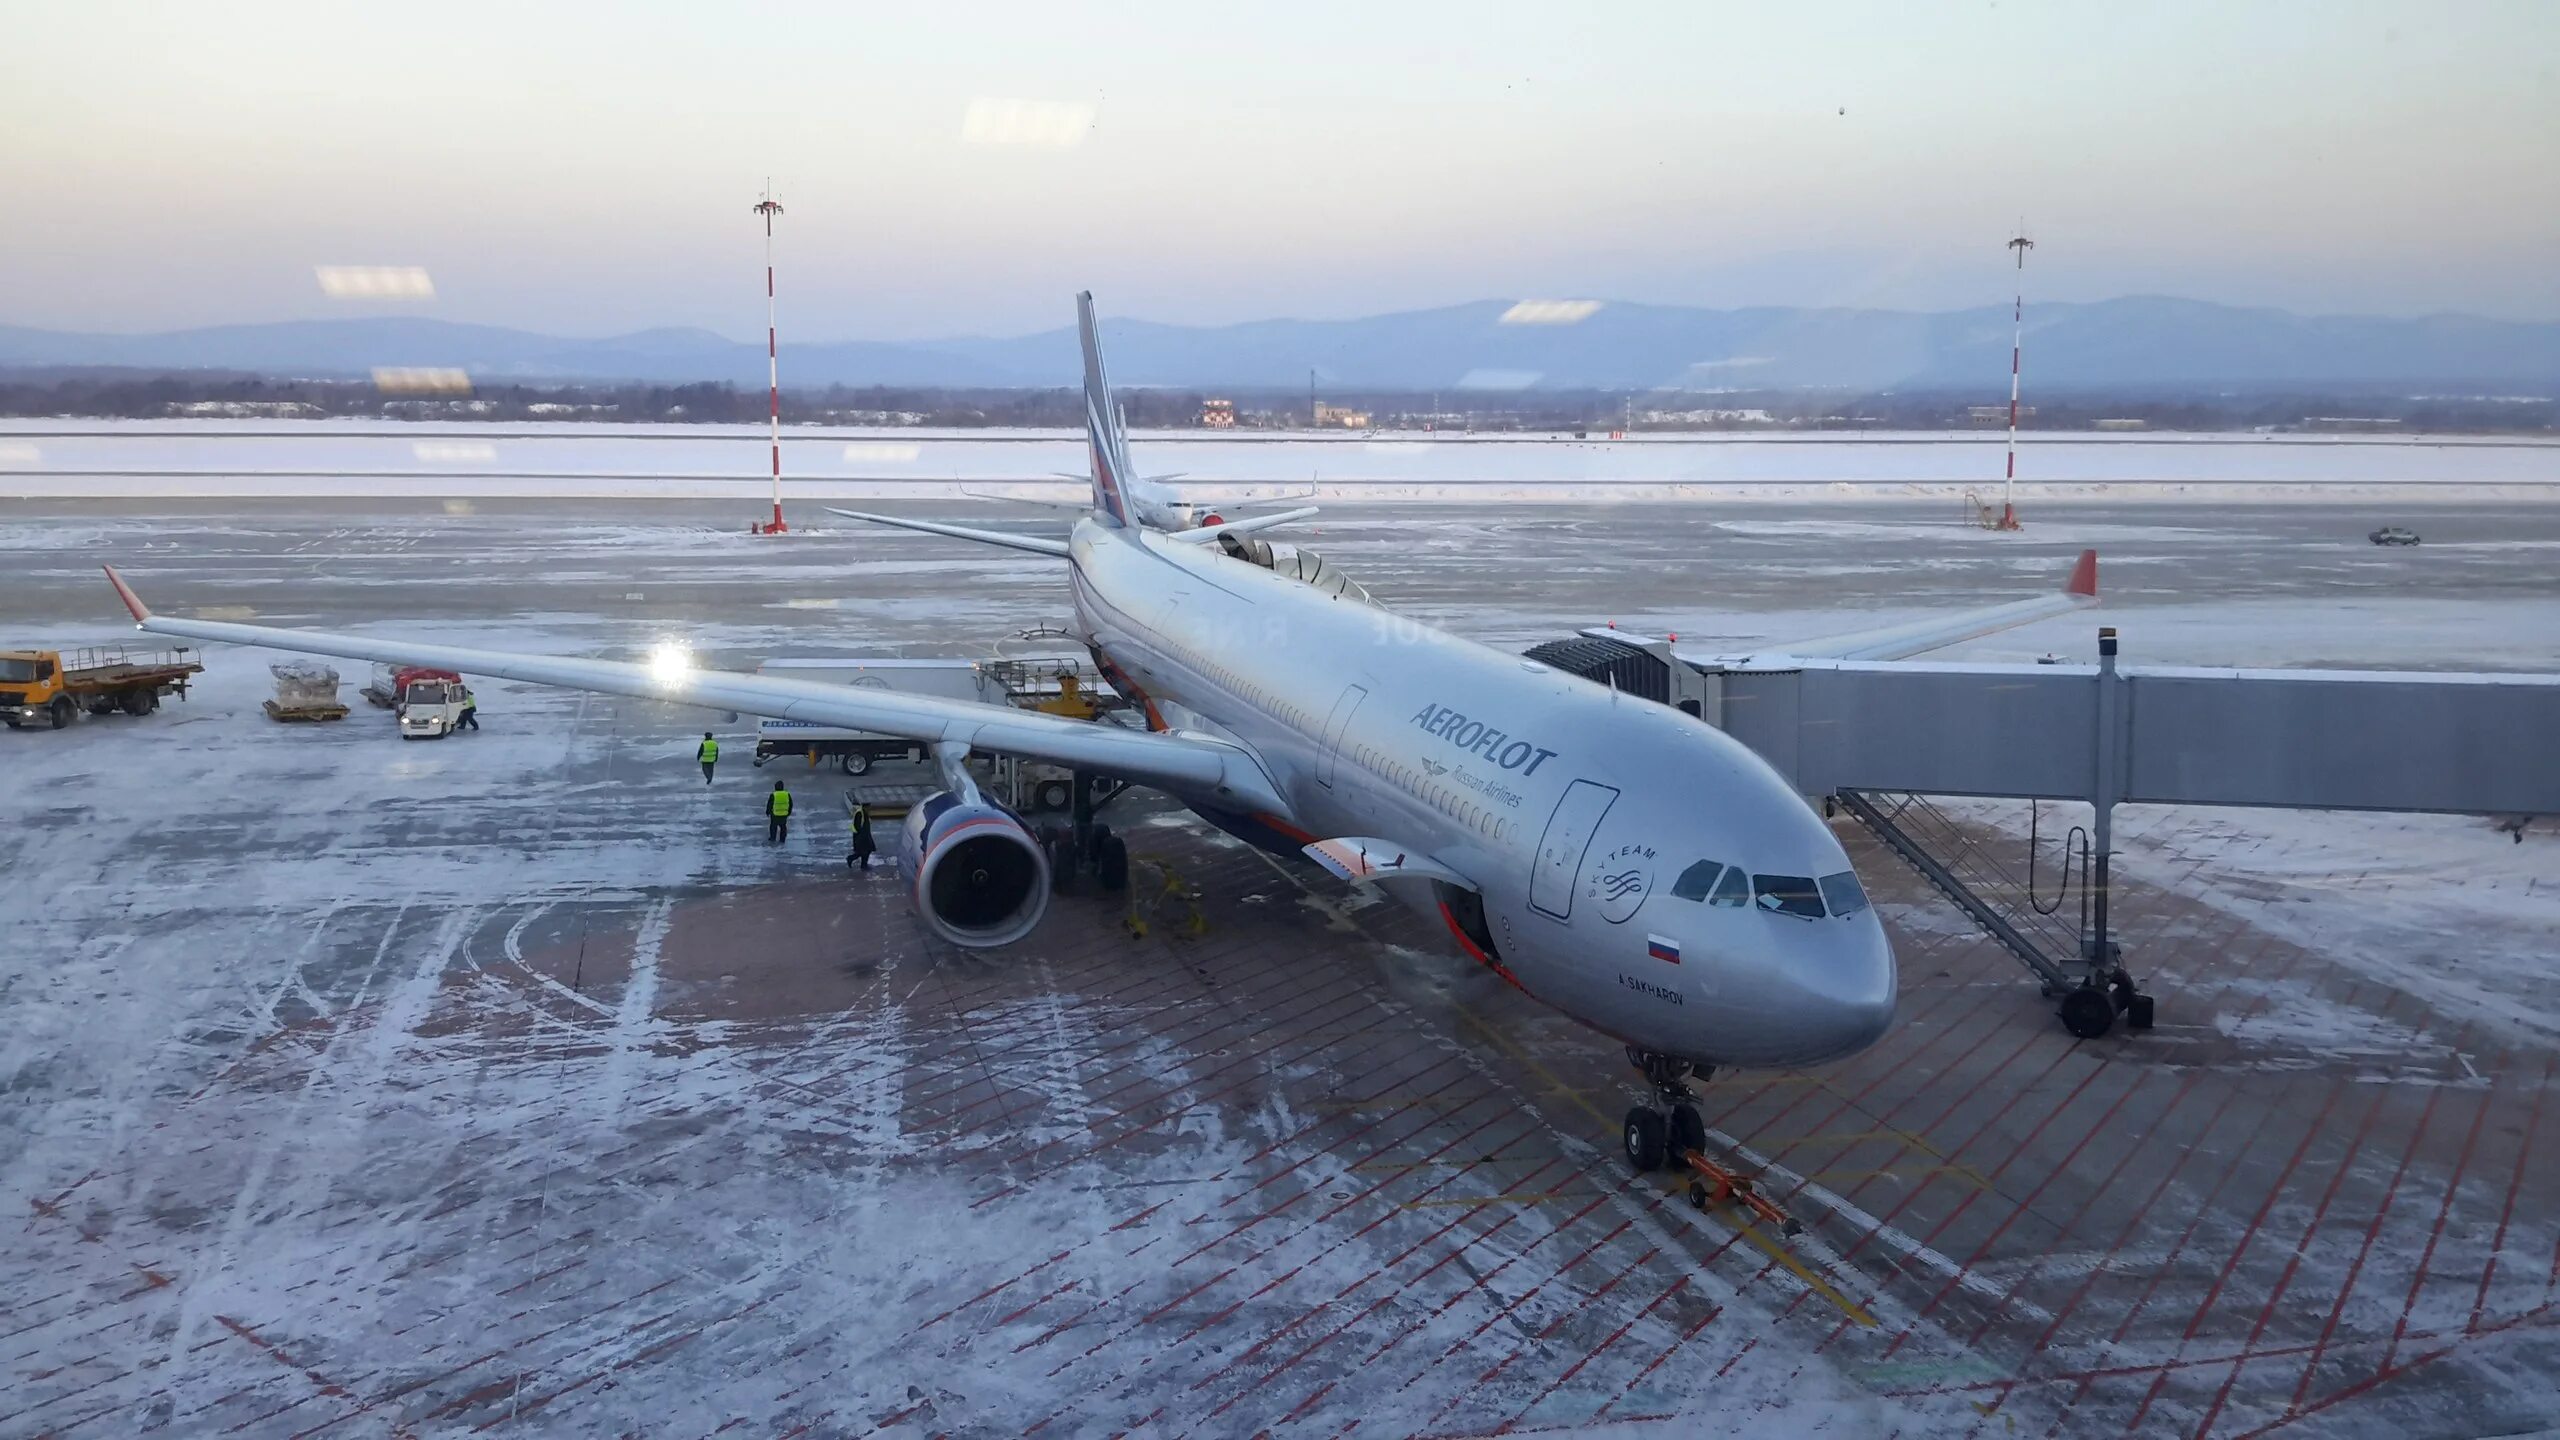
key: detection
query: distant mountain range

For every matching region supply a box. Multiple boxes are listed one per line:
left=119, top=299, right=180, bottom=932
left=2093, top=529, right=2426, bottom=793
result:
left=5, top=297, right=2556, bottom=393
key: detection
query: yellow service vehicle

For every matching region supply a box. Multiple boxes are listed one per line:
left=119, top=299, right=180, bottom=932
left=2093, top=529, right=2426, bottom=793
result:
left=0, top=644, right=202, bottom=730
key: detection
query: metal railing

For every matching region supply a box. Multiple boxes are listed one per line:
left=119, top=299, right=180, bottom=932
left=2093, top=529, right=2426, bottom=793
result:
left=1836, top=789, right=2082, bottom=994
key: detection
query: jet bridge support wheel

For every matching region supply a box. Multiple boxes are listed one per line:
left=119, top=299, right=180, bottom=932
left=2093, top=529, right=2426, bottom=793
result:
left=2109, top=969, right=2154, bottom=1030
left=2059, top=985, right=2115, bottom=1039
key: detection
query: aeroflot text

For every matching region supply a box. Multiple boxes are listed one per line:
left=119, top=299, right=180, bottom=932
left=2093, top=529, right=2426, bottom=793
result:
left=1409, top=705, right=1559, bottom=776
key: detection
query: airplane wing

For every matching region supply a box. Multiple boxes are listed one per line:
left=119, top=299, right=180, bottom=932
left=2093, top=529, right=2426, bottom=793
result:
left=821, top=508, right=1069, bottom=557
left=1725, top=549, right=2097, bottom=663
left=1163, top=507, right=1322, bottom=545
left=99, top=566, right=1284, bottom=812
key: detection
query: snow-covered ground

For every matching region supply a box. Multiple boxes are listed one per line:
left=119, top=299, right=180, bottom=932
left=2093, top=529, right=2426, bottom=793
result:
left=2, top=475, right=2556, bottom=1436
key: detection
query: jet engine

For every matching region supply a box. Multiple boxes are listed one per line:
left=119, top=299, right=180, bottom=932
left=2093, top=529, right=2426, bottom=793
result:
left=1215, top=532, right=1373, bottom=604
left=898, top=789, right=1051, bottom=948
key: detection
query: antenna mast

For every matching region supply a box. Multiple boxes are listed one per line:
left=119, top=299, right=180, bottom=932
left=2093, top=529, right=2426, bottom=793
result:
left=752, top=184, right=789, bottom=535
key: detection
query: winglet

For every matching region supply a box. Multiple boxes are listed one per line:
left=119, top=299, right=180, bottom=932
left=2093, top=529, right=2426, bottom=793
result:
left=2067, top=549, right=2098, bottom=599
left=102, top=565, right=151, bottom=624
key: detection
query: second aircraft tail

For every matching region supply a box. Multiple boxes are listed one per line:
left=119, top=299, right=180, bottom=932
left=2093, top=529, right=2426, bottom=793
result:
left=1077, top=291, right=1134, bottom=528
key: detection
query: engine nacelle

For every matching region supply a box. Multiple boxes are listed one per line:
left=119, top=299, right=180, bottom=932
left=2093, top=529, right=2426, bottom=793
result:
left=897, top=790, right=1051, bottom=948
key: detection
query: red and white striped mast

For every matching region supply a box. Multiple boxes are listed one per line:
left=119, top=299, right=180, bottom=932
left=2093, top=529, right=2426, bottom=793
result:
left=1996, top=229, right=2034, bottom=531
left=752, top=185, right=789, bottom=535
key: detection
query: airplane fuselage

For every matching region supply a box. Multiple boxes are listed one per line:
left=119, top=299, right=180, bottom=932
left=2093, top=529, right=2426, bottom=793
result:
left=1068, top=519, right=1897, bottom=1070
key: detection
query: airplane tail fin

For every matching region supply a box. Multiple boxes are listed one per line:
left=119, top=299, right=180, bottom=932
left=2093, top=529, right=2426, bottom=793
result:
left=1077, top=291, right=1133, bottom=528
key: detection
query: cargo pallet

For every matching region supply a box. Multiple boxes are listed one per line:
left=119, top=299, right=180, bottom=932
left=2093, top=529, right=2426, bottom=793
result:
left=263, top=701, right=350, bottom=723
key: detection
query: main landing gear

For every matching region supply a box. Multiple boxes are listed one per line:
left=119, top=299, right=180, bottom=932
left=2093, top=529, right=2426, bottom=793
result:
left=1041, top=770, right=1131, bottom=895
left=1621, top=1047, right=1803, bottom=1236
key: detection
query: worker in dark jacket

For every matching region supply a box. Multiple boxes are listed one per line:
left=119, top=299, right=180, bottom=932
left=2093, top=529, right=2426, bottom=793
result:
left=765, top=780, right=793, bottom=844
left=847, top=802, right=876, bottom=871
left=697, top=732, right=719, bottom=785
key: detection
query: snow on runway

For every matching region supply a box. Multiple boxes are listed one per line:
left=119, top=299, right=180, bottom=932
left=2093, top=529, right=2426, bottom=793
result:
left=6, top=421, right=2559, bottom=503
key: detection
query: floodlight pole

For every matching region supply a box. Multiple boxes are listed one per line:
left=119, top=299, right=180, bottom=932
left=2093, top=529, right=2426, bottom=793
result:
left=753, top=187, right=789, bottom=534
left=1998, top=231, right=2034, bottom=532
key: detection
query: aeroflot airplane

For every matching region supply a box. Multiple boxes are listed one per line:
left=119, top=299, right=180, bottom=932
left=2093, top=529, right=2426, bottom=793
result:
left=100, top=292, right=2096, bottom=1174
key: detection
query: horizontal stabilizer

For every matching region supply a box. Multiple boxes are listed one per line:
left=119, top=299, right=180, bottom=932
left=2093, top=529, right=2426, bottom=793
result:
left=1730, top=548, right=2099, bottom=663
left=822, top=507, right=1069, bottom=557
left=966, top=487, right=1094, bottom=511
left=1302, top=837, right=1474, bottom=889
left=1165, top=507, right=1322, bottom=544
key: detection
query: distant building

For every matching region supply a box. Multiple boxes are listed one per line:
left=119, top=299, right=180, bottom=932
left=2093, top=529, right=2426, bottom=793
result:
left=2303, top=416, right=2404, bottom=432
left=1969, top=404, right=2036, bottom=424
left=1313, top=402, right=1371, bottom=429
left=2093, top=418, right=2147, bottom=431
left=1200, top=398, right=1236, bottom=428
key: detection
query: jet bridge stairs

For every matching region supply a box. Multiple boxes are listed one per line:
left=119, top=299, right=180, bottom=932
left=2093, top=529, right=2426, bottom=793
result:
left=1832, top=790, right=2145, bottom=1035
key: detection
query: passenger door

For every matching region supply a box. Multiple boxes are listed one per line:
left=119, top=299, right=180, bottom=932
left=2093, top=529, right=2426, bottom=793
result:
left=1529, top=779, right=1618, bottom=920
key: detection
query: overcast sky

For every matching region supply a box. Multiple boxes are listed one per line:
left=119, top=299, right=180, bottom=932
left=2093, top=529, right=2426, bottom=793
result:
left=2, top=0, right=2553, bottom=340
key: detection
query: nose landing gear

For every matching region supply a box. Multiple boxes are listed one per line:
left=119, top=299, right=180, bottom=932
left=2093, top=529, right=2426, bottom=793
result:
left=1622, top=1047, right=1805, bottom=1237
left=1620, top=1047, right=1708, bottom=1172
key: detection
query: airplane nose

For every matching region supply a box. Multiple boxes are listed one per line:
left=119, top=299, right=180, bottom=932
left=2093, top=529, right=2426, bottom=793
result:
left=1781, top=918, right=1898, bottom=1063
left=1831, top=920, right=1899, bottom=1052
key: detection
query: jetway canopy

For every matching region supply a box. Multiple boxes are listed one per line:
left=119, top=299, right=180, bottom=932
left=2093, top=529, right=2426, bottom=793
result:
left=1701, top=659, right=2560, bottom=816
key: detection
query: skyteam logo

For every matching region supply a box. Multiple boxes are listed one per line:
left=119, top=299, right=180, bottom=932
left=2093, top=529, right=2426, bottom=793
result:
left=1585, top=841, right=1656, bottom=924
left=1409, top=703, right=1558, bottom=776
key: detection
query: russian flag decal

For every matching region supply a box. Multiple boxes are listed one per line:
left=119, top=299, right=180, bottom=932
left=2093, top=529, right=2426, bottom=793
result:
left=1646, top=934, right=1681, bottom=965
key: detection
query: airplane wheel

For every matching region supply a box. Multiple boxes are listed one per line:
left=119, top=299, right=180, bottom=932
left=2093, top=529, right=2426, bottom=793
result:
left=1668, top=1103, right=1706, bottom=1161
left=1035, top=778, right=1072, bottom=812
left=1622, top=1107, right=1667, bottom=1174
left=1043, top=830, right=1079, bottom=888
left=1097, top=833, right=1129, bottom=893
left=2059, top=987, right=2115, bottom=1040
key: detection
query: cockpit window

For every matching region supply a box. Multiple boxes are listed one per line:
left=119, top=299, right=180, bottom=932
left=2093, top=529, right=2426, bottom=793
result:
left=1753, top=874, right=1825, bottom=919
left=1708, top=867, right=1750, bottom=907
left=1819, top=870, right=1870, bottom=918
left=1670, top=860, right=1724, bottom=901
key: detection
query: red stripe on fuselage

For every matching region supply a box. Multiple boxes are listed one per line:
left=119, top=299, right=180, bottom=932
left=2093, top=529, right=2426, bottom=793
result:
left=1440, top=901, right=1528, bottom=995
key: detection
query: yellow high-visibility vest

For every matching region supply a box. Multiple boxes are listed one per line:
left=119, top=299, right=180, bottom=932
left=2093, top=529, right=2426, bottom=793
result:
left=768, top=790, right=792, bottom=817
left=698, top=738, right=719, bottom=762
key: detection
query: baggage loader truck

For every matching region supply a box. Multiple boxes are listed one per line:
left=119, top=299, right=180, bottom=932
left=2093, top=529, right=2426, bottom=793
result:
left=752, top=659, right=992, bottom=775
left=0, top=644, right=201, bottom=730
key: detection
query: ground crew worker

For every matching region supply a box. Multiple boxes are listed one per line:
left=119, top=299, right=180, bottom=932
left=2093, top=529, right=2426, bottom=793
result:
left=457, top=686, right=479, bottom=731
left=847, top=801, right=876, bottom=871
left=765, top=780, right=792, bottom=844
left=697, top=732, right=719, bottom=785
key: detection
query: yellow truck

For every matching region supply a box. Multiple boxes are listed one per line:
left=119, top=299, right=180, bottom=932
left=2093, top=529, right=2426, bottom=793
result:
left=0, top=644, right=202, bottom=730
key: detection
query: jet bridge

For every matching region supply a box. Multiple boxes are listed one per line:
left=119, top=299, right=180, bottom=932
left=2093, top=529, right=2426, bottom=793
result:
left=1525, top=627, right=2560, bottom=1038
